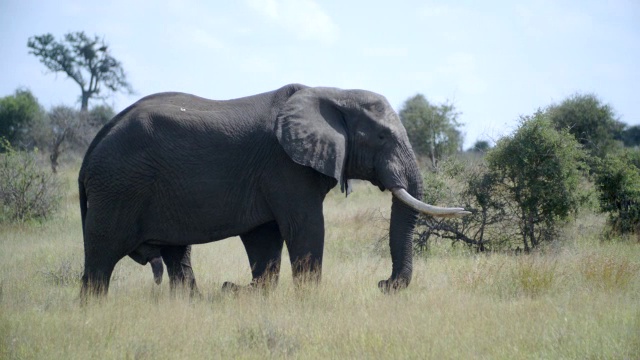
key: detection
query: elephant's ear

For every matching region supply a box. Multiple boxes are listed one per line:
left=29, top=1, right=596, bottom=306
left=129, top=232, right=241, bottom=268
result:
left=275, top=87, right=349, bottom=192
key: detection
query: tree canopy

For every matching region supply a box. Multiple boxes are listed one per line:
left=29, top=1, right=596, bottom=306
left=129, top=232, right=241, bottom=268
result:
left=470, top=140, right=491, bottom=153
left=0, top=88, right=44, bottom=148
left=620, top=125, right=640, bottom=148
left=399, top=94, right=463, bottom=168
left=546, top=93, right=624, bottom=158
left=27, top=31, right=133, bottom=111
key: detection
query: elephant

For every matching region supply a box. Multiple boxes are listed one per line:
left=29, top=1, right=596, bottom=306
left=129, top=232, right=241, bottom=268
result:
left=78, top=84, right=469, bottom=299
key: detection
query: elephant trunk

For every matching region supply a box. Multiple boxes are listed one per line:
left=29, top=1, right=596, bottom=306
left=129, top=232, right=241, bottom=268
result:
left=378, top=159, right=424, bottom=293
left=379, top=150, right=470, bottom=293
left=380, top=196, right=420, bottom=292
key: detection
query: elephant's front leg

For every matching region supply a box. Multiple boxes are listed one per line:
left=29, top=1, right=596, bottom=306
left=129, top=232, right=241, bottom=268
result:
left=283, top=208, right=325, bottom=286
left=237, top=221, right=285, bottom=290
left=223, top=222, right=284, bottom=292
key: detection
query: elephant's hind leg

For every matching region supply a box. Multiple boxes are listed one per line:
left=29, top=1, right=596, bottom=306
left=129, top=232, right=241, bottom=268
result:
left=161, top=245, right=198, bottom=296
left=80, top=249, right=119, bottom=301
left=237, top=221, right=285, bottom=290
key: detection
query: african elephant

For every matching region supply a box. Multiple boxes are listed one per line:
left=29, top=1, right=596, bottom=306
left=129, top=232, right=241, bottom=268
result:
left=78, top=84, right=468, bottom=299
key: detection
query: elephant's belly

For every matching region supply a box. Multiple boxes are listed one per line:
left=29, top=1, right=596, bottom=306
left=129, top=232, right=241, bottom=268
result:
left=141, top=197, right=273, bottom=246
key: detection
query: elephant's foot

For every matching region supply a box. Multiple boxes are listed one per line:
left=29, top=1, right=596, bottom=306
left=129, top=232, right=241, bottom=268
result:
left=221, top=281, right=243, bottom=293
left=190, top=286, right=203, bottom=299
left=221, top=281, right=275, bottom=294
left=168, top=279, right=201, bottom=299
left=150, top=257, right=164, bottom=285
left=378, top=278, right=408, bottom=294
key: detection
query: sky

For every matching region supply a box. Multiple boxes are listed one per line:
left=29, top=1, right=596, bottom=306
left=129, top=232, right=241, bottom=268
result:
left=1, top=0, right=639, bottom=148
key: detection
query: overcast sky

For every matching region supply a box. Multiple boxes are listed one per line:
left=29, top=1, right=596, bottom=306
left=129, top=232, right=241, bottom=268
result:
left=1, top=0, right=638, bottom=148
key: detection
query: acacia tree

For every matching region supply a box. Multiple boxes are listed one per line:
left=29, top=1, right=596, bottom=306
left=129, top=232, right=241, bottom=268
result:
left=27, top=31, right=133, bottom=112
left=399, top=94, right=462, bottom=168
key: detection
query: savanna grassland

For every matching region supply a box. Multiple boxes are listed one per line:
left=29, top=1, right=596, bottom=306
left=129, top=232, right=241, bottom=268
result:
left=1, top=164, right=639, bottom=359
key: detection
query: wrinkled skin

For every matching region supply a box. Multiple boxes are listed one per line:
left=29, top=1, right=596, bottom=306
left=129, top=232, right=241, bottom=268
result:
left=79, top=84, right=437, bottom=299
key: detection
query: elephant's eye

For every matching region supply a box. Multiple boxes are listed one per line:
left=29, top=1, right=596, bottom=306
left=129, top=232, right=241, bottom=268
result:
left=366, top=102, right=385, bottom=113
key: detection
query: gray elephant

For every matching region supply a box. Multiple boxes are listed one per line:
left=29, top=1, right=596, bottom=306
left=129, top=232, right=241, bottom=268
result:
left=78, top=84, right=468, bottom=299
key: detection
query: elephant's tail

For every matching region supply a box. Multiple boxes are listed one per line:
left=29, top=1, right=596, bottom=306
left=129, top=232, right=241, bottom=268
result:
left=79, top=177, right=87, bottom=236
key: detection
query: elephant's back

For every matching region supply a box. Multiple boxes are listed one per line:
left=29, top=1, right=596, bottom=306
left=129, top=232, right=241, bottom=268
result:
left=79, top=84, right=308, bottom=183
left=79, top=92, right=268, bottom=189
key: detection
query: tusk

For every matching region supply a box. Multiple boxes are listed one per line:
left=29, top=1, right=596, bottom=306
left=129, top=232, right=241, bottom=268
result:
left=391, top=188, right=471, bottom=218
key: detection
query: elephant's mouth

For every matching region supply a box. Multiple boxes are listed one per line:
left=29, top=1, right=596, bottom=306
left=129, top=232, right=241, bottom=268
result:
left=390, top=188, right=470, bottom=218
left=368, top=177, right=385, bottom=192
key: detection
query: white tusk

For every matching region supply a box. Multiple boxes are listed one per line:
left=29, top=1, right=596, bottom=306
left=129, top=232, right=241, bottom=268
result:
left=391, top=188, right=471, bottom=218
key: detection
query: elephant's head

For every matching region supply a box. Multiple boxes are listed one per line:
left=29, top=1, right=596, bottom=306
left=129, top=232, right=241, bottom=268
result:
left=276, top=86, right=469, bottom=291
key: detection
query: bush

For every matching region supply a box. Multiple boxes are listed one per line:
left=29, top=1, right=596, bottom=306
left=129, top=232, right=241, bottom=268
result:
left=417, top=113, right=587, bottom=253
left=416, top=157, right=518, bottom=252
left=0, top=88, right=46, bottom=149
left=0, top=141, right=62, bottom=223
left=487, top=113, right=586, bottom=251
left=595, top=150, right=640, bottom=236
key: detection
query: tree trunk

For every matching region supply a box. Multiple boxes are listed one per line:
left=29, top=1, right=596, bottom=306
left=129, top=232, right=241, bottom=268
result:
left=49, top=152, right=58, bottom=173
left=81, top=91, right=90, bottom=112
left=521, top=211, right=530, bottom=253
left=429, top=132, right=437, bottom=169
left=49, top=130, right=68, bottom=173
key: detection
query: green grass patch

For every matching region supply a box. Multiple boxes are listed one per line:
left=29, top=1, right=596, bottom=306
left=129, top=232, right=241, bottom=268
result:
left=1, top=166, right=639, bottom=359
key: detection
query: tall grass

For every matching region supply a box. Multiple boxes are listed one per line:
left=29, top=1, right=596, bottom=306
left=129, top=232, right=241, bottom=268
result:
left=1, top=166, right=638, bottom=359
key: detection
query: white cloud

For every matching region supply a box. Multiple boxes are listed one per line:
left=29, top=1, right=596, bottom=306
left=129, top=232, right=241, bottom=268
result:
left=246, top=0, right=339, bottom=45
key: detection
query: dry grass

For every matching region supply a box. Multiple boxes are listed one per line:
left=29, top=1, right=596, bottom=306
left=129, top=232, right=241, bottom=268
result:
left=1, top=167, right=639, bottom=359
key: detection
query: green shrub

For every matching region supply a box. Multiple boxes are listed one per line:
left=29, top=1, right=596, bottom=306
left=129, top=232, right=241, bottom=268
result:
left=595, top=150, right=640, bottom=236
left=0, top=141, right=62, bottom=223
left=487, top=113, right=586, bottom=251
left=0, top=88, right=45, bottom=149
left=416, top=158, right=518, bottom=252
